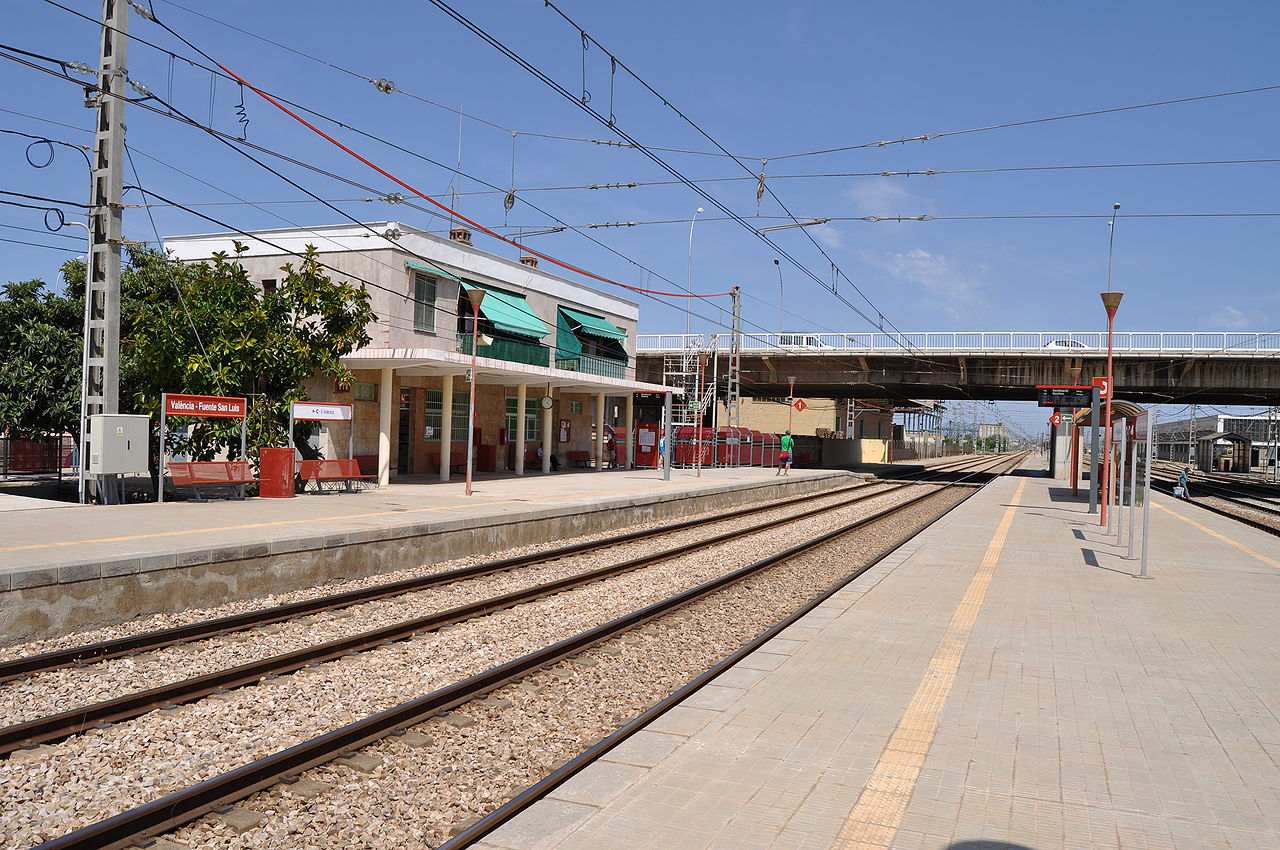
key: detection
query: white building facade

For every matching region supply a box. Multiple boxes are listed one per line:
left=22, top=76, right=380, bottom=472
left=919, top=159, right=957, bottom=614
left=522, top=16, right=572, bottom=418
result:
left=164, top=221, right=675, bottom=484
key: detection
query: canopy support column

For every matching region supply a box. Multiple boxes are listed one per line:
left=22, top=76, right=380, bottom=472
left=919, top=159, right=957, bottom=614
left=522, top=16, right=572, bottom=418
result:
left=440, top=374, right=454, bottom=482
left=377, top=368, right=394, bottom=487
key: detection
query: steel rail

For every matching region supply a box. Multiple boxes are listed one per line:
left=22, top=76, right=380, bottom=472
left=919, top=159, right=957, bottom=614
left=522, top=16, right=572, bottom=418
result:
left=0, top=479, right=873, bottom=683
left=34, top=481, right=961, bottom=850
left=438, top=465, right=987, bottom=850
left=1, top=483, right=904, bottom=756
left=1149, top=477, right=1280, bottom=537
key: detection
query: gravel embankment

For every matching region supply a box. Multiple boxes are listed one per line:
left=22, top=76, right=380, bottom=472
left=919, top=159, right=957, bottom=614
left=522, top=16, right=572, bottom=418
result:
left=0, top=480, right=863, bottom=662
left=1193, top=495, right=1280, bottom=532
left=0, top=484, right=893, bottom=727
left=0, top=483, right=936, bottom=847
left=168, top=491, right=969, bottom=849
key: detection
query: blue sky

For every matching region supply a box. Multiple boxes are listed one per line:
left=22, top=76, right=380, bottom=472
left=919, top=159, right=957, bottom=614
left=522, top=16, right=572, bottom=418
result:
left=3, top=1, right=1277, bottom=438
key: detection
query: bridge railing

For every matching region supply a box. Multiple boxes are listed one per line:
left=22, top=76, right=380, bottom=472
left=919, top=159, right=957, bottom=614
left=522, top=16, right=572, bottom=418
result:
left=636, top=332, right=1280, bottom=355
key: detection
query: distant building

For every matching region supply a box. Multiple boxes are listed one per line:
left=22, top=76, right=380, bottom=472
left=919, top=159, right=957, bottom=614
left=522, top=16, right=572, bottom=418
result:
left=1155, top=411, right=1278, bottom=469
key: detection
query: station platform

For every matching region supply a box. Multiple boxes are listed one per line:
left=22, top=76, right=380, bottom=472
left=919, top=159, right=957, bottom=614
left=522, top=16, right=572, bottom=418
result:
left=0, top=466, right=848, bottom=642
left=480, top=472, right=1280, bottom=849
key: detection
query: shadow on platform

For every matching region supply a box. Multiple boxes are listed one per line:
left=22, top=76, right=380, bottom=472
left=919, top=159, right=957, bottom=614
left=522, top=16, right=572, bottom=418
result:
left=948, top=842, right=1039, bottom=850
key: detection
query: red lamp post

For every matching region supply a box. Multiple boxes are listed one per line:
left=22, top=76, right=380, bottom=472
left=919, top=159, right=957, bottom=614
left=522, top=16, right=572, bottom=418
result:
left=1099, top=290, right=1123, bottom=526
left=787, top=376, right=797, bottom=432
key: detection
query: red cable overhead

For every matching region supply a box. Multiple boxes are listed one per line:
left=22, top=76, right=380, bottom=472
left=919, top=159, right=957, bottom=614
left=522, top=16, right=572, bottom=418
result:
left=213, top=61, right=730, bottom=300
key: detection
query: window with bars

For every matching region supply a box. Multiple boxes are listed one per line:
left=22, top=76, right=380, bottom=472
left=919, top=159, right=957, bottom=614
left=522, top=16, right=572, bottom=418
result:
left=413, top=273, right=437, bottom=332
left=505, top=397, right=544, bottom=442
left=423, top=388, right=470, bottom=439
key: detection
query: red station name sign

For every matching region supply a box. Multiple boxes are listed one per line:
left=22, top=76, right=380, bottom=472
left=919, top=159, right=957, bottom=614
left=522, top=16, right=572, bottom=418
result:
left=163, top=393, right=247, bottom=418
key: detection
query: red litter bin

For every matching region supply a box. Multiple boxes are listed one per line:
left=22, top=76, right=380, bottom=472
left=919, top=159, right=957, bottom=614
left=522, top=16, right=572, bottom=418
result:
left=258, top=446, right=295, bottom=498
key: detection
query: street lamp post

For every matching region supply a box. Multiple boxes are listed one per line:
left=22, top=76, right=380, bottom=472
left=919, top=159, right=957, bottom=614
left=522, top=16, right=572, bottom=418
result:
left=686, top=207, right=704, bottom=338
left=464, top=287, right=486, bottom=497
left=773, top=258, right=783, bottom=337
left=1099, top=202, right=1122, bottom=527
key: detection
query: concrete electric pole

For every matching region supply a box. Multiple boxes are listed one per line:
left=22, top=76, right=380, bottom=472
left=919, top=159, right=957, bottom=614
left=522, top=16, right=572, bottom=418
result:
left=78, top=0, right=128, bottom=504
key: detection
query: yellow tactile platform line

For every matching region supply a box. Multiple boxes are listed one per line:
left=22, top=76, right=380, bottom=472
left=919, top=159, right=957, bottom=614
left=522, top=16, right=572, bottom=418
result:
left=1152, top=500, right=1280, bottom=569
left=830, top=478, right=1027, bottom=850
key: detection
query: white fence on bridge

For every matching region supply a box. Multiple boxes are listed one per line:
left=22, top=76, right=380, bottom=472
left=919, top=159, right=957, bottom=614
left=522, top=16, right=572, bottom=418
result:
left=637, top=332, right=1280, bottom=357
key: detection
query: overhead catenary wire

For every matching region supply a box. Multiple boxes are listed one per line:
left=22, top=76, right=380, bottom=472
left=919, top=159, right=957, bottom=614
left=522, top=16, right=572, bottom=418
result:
left=0, top=44, right=805, bottom=362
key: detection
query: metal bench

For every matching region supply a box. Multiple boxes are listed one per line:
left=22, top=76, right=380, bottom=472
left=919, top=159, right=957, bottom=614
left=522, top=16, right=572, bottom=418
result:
left=567, top=450, right=592, bottom=468
left=168, top=461, right=257, bottom=501
left=296, top=459, right=378, bottom=493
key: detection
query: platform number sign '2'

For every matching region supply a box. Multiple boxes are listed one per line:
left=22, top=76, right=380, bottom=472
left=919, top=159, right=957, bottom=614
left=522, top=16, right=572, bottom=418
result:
left=1092, top=376, right=1110, bottom=398
left=1049, top=412, right=1063, bottom=427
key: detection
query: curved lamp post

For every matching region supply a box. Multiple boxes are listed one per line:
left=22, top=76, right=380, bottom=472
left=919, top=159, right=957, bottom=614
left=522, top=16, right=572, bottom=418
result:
left=686, top=207, right=704, bottom=338
left=464, top=287, right=486, bottom=497
left=1099, top=202, right=1122, bottom=527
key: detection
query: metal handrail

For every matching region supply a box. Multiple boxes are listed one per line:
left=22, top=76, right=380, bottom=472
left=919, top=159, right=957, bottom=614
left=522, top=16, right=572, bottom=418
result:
left=636, top=331, right=1280, bottom=355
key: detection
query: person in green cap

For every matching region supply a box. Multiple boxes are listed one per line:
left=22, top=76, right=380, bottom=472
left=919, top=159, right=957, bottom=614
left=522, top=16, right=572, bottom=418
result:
left=777, top=429, right=794, bottom=476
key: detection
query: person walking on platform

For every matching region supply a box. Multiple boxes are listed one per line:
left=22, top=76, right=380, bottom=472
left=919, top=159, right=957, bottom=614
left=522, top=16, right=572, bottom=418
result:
left=777, top=430, right=794, bottom=477
left=657, top=434, right=666, bottom=469
left=1178, top=466, right=1191, bottom=499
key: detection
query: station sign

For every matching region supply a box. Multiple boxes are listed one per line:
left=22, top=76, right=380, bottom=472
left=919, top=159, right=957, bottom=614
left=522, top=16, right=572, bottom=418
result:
left=163, top=393, right=247, bottom=418
left=1092, top=376, right=1111, bottom=398
left=633, top=392, right=667, bottom=402
left=1036, top=385, right=1092, bottom=408
left=291, top=402, right=353, bottom=421
left=1060, top=413, right=1074, bottom=424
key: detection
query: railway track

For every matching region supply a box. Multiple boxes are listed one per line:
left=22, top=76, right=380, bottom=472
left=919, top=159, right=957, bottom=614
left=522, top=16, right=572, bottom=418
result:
left=6, top=452, right=1026, bottom=849
left=1148, top=465, right=1280, bottom=536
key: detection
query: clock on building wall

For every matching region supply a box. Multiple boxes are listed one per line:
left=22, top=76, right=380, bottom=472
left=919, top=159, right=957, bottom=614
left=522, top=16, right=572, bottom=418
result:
left=540, top=396, right=554, bottom=410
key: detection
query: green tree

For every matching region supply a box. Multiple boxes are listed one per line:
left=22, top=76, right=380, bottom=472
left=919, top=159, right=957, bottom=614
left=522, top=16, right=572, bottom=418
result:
left=0, top=277, right=82, bottom=438
left=122, top=244, right=375, bottom=460
left=51, top=245, right=375, bottom=464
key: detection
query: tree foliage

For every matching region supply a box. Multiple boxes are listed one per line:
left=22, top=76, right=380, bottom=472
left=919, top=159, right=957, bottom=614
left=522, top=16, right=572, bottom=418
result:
left=22, top=245, right=375, bottom=462
left=123, top=245, right=375, bottom=459
left=0, top=278, right=82, bottom=438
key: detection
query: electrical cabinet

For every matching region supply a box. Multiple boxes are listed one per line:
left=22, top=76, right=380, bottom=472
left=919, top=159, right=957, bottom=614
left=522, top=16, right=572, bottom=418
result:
left=87, top=414, right=150, bottom=474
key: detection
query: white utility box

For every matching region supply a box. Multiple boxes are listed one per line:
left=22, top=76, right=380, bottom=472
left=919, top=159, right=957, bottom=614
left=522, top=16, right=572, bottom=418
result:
left=87, top=414, right=151, bottom=474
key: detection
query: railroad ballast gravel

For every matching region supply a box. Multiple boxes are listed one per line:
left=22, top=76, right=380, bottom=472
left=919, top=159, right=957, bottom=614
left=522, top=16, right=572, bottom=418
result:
left=0, top=478, right=861, bottom=661
left=166, top=491, right=969, bottom=848
left=0, top=483, right=937, bottom=845
left=0, top=484, right=895, bottom=727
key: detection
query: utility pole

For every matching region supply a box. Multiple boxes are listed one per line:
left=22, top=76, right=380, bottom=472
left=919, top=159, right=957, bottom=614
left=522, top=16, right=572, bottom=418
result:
left=726, top=286, right=742, bottom=444
left=78, top=0, right=128, bottom=504
left=1186, top=403, right=1196, bottom=467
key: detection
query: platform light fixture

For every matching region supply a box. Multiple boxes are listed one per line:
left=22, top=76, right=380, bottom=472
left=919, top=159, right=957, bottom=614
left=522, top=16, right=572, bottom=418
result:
left=464, top=287, right=486, bottom=497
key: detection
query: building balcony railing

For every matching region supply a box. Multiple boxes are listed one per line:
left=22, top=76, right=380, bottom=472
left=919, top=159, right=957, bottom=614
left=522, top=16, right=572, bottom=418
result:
left=554, top=353, right=628, bottom=379
left=457, top=333, right=549, bottom=367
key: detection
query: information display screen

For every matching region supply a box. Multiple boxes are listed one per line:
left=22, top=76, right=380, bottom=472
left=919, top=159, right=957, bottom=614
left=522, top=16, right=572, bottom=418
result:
left=1036, top=385, right=1093, bottom=408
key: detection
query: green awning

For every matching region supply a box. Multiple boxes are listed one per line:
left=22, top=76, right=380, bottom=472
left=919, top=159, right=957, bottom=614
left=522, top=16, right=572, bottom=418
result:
left=559, top=306, right=627, bottom=340
left=470, top=282, right=550, bottom=339
left=406, top=261, right=463, bottom=282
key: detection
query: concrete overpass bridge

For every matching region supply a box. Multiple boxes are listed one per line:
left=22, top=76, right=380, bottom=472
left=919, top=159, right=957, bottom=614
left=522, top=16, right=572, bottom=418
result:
left=636, top=331, right=1280, bottom=406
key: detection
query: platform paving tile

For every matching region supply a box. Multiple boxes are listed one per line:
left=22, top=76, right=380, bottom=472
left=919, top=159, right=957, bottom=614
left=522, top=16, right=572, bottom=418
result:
left=493, top=471, right=1280, bottom=850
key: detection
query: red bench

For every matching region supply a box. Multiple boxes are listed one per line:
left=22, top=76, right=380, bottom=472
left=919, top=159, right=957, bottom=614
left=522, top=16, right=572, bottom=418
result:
left=567, top=450, right=592, bottom=468
left=168, top=461, right=257, bottom=501
left=296, top=459, right=378, bottom=493
left=426, top=450, right=467, bottom=474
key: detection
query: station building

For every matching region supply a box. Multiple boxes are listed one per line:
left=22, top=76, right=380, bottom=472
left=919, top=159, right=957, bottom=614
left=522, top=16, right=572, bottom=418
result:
left=164, top=222, right=675, bottom=484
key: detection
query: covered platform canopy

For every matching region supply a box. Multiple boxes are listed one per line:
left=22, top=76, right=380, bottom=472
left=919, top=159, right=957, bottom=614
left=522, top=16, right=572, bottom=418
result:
left=1070, top=399, right=1145, bottom=426
left=1196, top=431, right=1250, bottom=473
left=342, top=347, right=680, bottom=486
